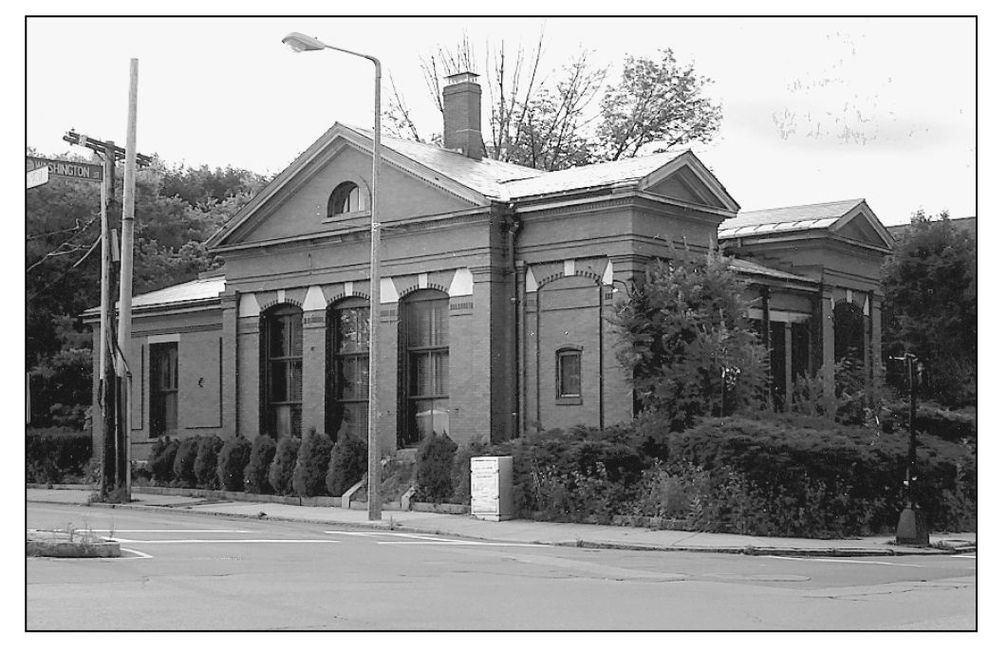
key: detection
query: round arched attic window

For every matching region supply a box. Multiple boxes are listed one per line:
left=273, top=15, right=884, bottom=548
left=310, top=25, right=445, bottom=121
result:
left=328, top=181, right=362, bottom=217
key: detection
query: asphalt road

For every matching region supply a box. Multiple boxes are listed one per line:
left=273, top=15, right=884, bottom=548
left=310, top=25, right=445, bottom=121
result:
left=26, top=502, right=976, bottom=630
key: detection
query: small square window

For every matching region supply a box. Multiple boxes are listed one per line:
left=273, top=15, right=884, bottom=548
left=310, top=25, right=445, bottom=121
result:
left=556, top=349, right=581, bottom=399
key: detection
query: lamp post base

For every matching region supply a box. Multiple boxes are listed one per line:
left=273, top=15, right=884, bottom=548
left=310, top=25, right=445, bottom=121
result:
left=895, top=507, right=930, bottom=546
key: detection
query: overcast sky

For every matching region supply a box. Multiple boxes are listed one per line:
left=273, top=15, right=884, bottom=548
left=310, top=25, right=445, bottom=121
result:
left=25, top=14, right=976, bottom=225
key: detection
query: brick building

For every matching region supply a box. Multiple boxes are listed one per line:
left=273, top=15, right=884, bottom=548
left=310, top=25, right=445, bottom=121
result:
left=85, top=73, right=894, bottom=460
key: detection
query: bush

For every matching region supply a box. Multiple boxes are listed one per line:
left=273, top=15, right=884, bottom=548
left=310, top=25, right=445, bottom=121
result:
left=148, top=437, right=180, bottom=485
left=292, top=431, right=334, bottom=497
left=25, top=426, right=92, bottom=484
left=667, top=414, right=976, bottom=535
left=243, top=435, right=277, bottom=494
left=171, top=437, right=201, bottom=488
left=325, top=433, right=368, bottom=497
left=415, top=433, right=458, bottom=503
left=490, top=426, right=646, bottom=521
left=887, top=402, right=976, bottom=444
left=194, top=435, right=225, bottom=490
left=450, top=438, right=491, bottom=505
left=379, top=456, right=415, bottom=503
left=268, top=435, right=301, bottom=496
left=216, top=437, right=252, bottom=492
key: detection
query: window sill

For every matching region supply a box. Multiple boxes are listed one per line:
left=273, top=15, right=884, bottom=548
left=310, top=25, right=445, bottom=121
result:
left=322, top=210, right=370, bottom=225
left=555, top=396, right=583, bottom=406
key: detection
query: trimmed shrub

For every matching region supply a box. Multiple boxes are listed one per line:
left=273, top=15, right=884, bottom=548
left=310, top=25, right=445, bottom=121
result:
left=450, top=438, right=491, bottom=505
left=25, top=427, right=92, bottom=484
left=268, top=435, right=301, bottom=496
left=148, top=437, right=180, bottom=485
left=216, top=436, right=253, bottom=492
left=243, top=435, right=277, bottom=494
left=414, top=433, right=458, bottom=503
left=325, top=433, right=368, bottom=497
left=194, top=435, right=225, bottom=490
left=171, top=437, right=201, bottom=488
left=667, top=414, right=976, bottom=535
left=292, top=431, right=334, bottom=497
left=379, top=456, right=415, bottom=503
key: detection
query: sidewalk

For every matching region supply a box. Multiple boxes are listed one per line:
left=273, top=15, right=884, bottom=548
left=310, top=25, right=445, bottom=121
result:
left=27, top=486, right=976, bottom=557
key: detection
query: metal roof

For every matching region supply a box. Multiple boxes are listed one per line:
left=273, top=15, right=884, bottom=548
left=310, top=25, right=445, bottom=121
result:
left=84, top=275, right=225, bottom=316
left=727, top=258, right=816, bottom=284
left=718, top=198, right=864, bottom=238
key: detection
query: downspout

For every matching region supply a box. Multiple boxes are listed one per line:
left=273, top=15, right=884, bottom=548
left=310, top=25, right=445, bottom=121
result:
left=506, top=204, right=522, bottom=439
left=598, top=281, right=605, bottom=431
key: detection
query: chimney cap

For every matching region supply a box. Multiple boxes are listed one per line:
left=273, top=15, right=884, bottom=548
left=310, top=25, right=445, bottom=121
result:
left=445, top=71, right=480, bottom=85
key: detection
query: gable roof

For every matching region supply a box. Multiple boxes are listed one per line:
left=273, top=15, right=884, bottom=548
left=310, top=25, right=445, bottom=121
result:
left=208, top=123, right=739, bottom=249
left=718, top=198, right=894, bottom=249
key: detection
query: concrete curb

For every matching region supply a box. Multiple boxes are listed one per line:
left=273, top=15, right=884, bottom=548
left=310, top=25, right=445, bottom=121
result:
left=28, top=494, right=974, bottom=557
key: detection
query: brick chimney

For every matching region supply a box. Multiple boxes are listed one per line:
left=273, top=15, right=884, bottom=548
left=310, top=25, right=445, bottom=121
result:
left=442, top=72, right=484, bottom=160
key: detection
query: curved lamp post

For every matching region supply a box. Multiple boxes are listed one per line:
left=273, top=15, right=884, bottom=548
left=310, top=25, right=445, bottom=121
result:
left=282, top=32, right=382, bottom=521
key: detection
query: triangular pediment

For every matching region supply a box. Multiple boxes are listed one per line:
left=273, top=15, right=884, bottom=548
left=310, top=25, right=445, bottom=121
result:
left=208, top=124, right=489, bottom=250
left=832, top=202, right=894, bottom=250
left=638, top=152, right=740, bottom=214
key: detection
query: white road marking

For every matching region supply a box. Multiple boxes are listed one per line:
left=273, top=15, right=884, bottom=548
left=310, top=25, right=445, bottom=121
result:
left=764, top=555, right=923, bottom=568
left=119, top=548, right=154, bottom=559
left=84, top=529, right=253, bottom=534
left=322, top=530, right=544, bottom=548
left=376, top=541, right=545, bottom=548
left=107, top=537, right=340, bottom=544
left=951, top=554, right=976, bottom=559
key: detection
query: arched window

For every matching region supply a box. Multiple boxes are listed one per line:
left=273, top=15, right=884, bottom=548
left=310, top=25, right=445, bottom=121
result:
left=326, top=298, right=369, bottom=441
left=399, top=290, right=449, bottom=448
left=328, top=181, right=361, bottom=217
left=262, top=304, right=303, bottom=438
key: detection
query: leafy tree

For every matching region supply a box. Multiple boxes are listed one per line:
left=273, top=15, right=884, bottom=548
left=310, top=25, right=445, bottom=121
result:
left=387, top=36, right=721, bottom=171
left=612, top=247, right=768, bottom=431
left=882, top=210, right=976, bottom=406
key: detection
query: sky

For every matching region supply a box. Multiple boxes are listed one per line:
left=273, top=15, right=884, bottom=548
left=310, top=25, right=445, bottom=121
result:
left=22, top=13, right=977, bottom=226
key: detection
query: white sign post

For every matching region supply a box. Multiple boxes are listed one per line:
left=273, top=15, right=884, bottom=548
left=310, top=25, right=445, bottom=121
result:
left=470, top=456, right=514, bottom=521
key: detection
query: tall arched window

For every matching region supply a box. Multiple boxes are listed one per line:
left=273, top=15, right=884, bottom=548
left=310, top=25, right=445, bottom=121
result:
left=328, top=181, right=361, bottom=217
left=326, top=298, right=369, bottom=441
left=262, top=304, right=303, bottom=438
left=399, top=290, right=449, bottom=448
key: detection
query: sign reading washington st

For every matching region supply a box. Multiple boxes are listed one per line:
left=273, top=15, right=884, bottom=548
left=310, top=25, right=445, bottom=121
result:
left=26, top=156, right=103, bottom=182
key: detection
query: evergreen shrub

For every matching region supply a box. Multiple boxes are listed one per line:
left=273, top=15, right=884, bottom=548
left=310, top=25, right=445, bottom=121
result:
left=243, top=435, right=277, bottom=494
left=325, top=433, right=367, bottom=497
left=194, top=435, right=225, bottom=489
left=414, top=433, right=458, bottom=503
left=292, top=431, right=334, bottom=497
left=171, top=436, right=201, bottom=488
left=216, top=436, right=252, bottom=492
left=268, top=435, right=301, bottom=496
left=25, top=427, right=92, bottom=484
left=148, top=437, right=180, bottom=485
left=450, top=438, right=491, bottom=505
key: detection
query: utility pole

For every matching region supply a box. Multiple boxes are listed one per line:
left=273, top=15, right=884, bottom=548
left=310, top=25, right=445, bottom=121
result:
left=117, top=59, right=140, bottom=501
left=894, top=352, right=929, bottom=546
left=64, top=125, right=150, bottom=500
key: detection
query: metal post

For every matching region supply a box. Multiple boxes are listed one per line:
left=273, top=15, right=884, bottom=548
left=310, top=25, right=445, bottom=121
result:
left=367, top=57, right=382, bottom=521
left=117, top=58, right=139, bottom=501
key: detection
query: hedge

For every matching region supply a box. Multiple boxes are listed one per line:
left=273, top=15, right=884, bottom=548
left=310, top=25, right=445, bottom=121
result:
left=243, top=435, right=277, bottom=494
left=194, top=435, right=225, bottom=490
left=25, top=427, right=91, bottom=484
left=268, top=435, right=301, bottom=496
left=172, top=437, right=201, bottom=488
left=667, top=415, right=976, bottom=535
left=217, top=437, right=253, bottom=492
left=292, top=431, right=334, bottom=497
left=887, top=402, right=976, bottom=444
left=148, top=437, right=180, bottom=485
left=414, top=433, right=458, bottom=503
left=325, top=433, right=367, bottom=497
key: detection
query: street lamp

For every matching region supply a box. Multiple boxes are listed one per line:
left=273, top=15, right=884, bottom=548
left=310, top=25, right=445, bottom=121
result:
left=283, top=32, right=382, bottom=521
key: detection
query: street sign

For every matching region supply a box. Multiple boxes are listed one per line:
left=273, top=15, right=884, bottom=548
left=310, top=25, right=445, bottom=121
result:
left=26, top=165, right=49, bottom=189
left=26, top=156, right=103, bottom=182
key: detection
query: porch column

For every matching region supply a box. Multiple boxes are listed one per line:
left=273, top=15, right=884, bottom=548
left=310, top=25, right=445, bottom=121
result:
left=237, top=293, right=262, bottom=439
left=220, top=292, right=239, bottom=437
left=821, top=290, right=836, bottom=412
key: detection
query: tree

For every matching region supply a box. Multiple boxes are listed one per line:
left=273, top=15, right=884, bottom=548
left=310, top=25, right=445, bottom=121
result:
left=386, top=36, right=721, bottom=171
left=882, top=210, right=976, bottom=406
left=612, top=247, right=768, bottom=431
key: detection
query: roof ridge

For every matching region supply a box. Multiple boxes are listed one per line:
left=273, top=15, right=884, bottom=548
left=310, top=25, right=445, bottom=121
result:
left=737, top=198, right=864, bottom=215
